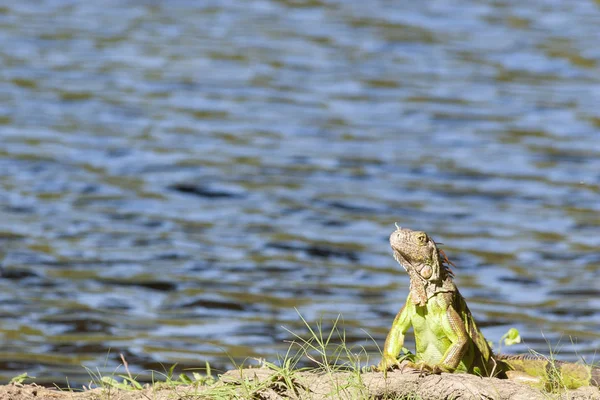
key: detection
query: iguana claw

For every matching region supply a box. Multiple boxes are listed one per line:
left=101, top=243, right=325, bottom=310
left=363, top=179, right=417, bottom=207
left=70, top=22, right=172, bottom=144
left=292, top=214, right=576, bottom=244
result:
left=405, top=361, right=444, bottom=376
left=376, top=355, right=404, bottom=372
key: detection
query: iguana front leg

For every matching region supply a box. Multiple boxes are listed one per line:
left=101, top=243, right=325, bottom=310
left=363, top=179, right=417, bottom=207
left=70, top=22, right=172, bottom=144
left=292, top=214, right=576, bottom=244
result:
left=378, top=303, right=411, bottom=371
left=437, top=302, right=469, bottom=372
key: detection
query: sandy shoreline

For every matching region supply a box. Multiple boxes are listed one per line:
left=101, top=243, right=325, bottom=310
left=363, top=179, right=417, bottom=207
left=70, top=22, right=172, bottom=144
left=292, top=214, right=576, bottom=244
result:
left=3, top=367, right=599, bottom=400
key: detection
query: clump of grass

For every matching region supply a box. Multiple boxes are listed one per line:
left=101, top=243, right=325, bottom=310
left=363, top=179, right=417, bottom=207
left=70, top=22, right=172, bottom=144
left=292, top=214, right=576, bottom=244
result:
left=83, top=353, right=142, bottom=392
left=282, top=311, right=373, bottom=398
left=81, top=353, right=220, bottom=399
left=501, top=333, right=600, bottom=393
left=538, top=335, right=600, bottom=392
left=189, top=310, right=383, bottom=399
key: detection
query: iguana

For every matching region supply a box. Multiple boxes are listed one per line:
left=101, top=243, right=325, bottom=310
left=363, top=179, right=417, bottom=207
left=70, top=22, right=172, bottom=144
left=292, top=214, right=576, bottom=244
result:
left=377, top=226, right=600, bottom=390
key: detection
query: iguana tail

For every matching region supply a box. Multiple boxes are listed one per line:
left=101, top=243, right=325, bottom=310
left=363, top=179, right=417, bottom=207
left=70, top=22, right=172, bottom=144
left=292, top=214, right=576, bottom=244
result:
left=498, top=354, right=600, bottom=389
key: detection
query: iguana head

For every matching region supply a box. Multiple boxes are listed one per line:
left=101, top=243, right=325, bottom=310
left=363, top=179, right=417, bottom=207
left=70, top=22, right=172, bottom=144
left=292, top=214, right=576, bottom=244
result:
left=390, top=226, right=453, bottom=305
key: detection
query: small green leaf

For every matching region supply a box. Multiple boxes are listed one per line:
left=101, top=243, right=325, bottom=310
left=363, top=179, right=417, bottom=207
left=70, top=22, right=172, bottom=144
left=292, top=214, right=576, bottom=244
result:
left=399, top=347, right=416, bottom=362
left=192, top=372, right=203, bottom=381
left=205, top=361, right=211, bottom=377
left=501, top=328, right=521, bottom=346
left=10, top=372, right=33, bottom=384
left=101, top=376, right=120, bottom=387
left=121, top=376, right=143, bottom=390
left=167, top=363, right=178, bottom=379
left=178, top=373, right=192, bottom=384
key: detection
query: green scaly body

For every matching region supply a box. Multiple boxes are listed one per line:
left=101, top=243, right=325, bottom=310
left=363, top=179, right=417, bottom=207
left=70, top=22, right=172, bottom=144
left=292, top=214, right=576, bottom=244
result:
left=378, top=227, right=599, bottom=389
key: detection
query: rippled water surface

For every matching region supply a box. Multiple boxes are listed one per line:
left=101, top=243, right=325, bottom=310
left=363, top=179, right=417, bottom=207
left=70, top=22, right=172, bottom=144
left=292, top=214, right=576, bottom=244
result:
left=1, top=0, right=599, bottom=386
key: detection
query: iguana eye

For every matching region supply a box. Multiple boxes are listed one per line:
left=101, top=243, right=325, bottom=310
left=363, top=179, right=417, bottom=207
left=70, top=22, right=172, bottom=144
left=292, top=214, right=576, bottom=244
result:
left=416, top=232, right=428, bottom=243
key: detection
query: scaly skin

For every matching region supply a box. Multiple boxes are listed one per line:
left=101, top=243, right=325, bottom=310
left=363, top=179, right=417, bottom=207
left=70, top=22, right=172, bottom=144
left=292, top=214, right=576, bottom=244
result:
left=378, top=227, right=600, bottom=389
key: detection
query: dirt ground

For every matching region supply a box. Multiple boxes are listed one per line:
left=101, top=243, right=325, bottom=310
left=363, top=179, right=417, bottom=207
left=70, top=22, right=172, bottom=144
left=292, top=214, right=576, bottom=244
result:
left=1, top=368, right=599, bottom=400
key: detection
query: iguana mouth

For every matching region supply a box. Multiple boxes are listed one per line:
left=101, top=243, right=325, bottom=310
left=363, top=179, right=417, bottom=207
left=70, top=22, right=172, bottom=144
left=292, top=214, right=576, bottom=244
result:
left=392, top=248, right=410, bottom=271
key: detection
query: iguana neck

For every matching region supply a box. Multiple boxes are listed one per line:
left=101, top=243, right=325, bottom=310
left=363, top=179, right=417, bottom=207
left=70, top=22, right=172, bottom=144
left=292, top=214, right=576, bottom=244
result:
left=408, top=250, right=455, bottom=306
